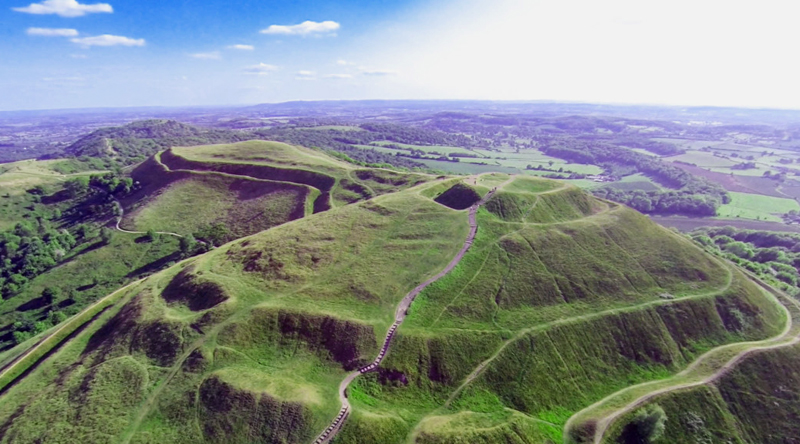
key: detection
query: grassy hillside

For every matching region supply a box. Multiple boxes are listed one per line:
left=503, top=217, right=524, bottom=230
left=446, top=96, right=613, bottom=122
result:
left=119, top=141, right=432, bottom=242
left=0, top=171, right=790, bottom=444
left=0, top=178, right=469, bottom=443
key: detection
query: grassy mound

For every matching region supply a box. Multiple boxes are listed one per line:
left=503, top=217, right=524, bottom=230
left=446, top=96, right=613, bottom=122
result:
left=218, top=307, right=377, bottom=369
left=198, top=374, right=315, bottom=444
left=433, top=183, right=482, bottom=210
left=0, top=173, right=789, bottom=444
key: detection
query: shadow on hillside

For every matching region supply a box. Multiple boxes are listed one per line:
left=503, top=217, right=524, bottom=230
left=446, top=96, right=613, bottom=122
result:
left=126, top=252, right=181, bottom=279
left=15, top=296, right=52, bottom=313
left=41, top=189, right=72, bottom=205
left=0, top=306, right=112, bottom=398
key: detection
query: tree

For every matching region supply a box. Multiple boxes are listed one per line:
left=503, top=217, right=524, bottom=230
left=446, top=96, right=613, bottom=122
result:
left=41, top=287, right=59, bottom=304
left=48, top=310, right=67, bottom=325
left=618, top=405, right=667, bottom=444
left=145, top=229, right=160, bottom=243
left=64, top=176, right=89, bottom=198
left=179, top=234, right=197, bottom=256
left=100, top=227, right=113, bottom=245
left=723, top=241, right=754, bottom=259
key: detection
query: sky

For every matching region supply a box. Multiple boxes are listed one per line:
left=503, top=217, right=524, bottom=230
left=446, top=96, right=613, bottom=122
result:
left=2, top=0, right=800, bottom=111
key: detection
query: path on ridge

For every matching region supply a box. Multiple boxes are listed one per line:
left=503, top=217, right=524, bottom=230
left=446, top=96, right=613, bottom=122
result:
left=565, top=271, right=800, bottom=444
left=311, top=187, right=500, bottom=444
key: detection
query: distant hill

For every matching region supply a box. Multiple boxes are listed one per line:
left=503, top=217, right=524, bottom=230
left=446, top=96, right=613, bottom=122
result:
left=63, top=119, right=246, bottom=165
left=60, top=119, right=427, bottom=170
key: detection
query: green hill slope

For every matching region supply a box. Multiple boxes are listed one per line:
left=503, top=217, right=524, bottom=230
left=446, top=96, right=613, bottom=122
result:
left=0, top=171, right=792, bottom=444
left=119, top=141, right=432, bottom=242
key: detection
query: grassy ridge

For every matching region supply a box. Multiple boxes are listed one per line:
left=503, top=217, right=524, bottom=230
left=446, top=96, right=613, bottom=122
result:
left=0, top=171, right=788, bottom=444
left=335, top=176, right=784, bottom=444
left=0, top=178, right=469, bottom=443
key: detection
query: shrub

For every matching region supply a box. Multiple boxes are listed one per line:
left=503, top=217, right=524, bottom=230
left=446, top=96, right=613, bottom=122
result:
left=618, top=405, right=667, bottom=444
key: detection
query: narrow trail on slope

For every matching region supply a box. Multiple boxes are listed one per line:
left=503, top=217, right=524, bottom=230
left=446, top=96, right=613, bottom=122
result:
left=112, top=199, right=186, bottom=238
left=567, top=271, right=800, bottom=444
left=310, top=187, right=500, bottom=444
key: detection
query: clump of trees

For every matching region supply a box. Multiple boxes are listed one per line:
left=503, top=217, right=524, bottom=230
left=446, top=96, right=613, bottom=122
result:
left=0, top=220, right=77, bottom=299
left=10, top=287, right=69, bottom=344
left=692, top=226, right=800, bottom=294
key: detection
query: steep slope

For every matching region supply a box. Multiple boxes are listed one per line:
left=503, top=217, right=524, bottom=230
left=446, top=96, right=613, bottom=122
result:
left=0, top=174, right=788, bottom=444
left=0, top=178, right=469, bottom=444
left=119, top=141, right=432, bottom=242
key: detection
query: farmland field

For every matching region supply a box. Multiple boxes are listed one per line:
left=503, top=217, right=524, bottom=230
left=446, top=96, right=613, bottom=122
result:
left=716, top=191, right=800, bottom=222
left=605, top=173, right=661, bottom=192
left=650, top=215, right=800, bottom=233
left=672, top=162, right=786, bottom=197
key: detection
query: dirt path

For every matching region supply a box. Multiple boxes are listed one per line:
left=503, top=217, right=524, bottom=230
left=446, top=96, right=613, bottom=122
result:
left=311, top=187, right=499, bottom=444
left=565, top=274, right=800, bottom=444
left=112, top=200, right=185, bottom=238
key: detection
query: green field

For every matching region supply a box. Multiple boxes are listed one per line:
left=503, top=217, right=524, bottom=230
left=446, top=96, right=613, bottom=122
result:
left=371, top=141, right=487, bottom=157
left=717, top=191, right=800, bottom=222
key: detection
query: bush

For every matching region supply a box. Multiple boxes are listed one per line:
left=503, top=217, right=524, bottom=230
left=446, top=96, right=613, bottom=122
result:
left=618, top=405, right=667, bottom=444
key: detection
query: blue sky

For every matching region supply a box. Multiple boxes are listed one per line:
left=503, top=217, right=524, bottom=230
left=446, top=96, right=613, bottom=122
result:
left=2, top=0, right=800, bottom=111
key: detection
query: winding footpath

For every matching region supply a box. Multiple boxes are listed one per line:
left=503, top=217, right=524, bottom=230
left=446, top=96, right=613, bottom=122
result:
left=565, top=270, right=800, bottom=444
left=311, top=189, right=498, bottom=444
left=112, top=200, right=186, bottom=238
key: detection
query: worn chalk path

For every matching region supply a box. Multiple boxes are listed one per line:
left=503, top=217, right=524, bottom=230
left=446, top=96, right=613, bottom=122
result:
left=312, top=188, right=498, bottom=444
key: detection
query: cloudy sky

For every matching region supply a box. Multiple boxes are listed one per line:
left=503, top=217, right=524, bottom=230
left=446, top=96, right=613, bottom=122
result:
left=1, top=0, right=799, bottom=111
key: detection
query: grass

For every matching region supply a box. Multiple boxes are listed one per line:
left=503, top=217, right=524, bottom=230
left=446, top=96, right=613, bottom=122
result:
left=0, top=161, right=791, bottom=444
left=0, top=159, right=106, bottom=230
left=0, top=176, right=470, bottom=443
left=717, top=191, right=800, bottom=222
left=126, top=173, right=308, bottom=237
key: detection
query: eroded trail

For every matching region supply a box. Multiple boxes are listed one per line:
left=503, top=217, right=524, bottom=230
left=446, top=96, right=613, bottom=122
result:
left=311, top=188, right=498, bottom=444
left=565, top=272, right=800, bottom=444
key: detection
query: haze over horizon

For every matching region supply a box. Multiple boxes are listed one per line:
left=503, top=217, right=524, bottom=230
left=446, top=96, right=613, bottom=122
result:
left=2, top=0, right=799, bottom=112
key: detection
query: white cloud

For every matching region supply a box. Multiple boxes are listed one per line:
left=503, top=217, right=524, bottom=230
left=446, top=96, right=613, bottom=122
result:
left=260, top=20, right=340, bottom=36
left=360, top=67, right=397, bottom=76
left=244, top=63, right=278, bottom=75
left=324, top=73, right=353, bottom=79
left=12, top=0, right=112, bottom=17
left=336, top=59, right=351, bottom=66
left=71, top=34, right=145, bottom=47
left=296, top=70, right=316, bottom=80
left=26, top=27, right=78, bottom=37
left=190, top=51, right=221, bottom=60
left=228, top=44, right=254, bottom=50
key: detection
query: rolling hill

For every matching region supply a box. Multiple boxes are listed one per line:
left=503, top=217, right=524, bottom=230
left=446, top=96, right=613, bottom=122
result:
left=0, top=142, right=797, bottom=444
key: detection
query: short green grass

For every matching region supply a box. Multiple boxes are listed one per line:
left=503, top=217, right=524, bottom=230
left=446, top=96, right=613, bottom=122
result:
left=717, top=191, right=800, bottom=222
left=0, top=164, right=788, bottom=444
